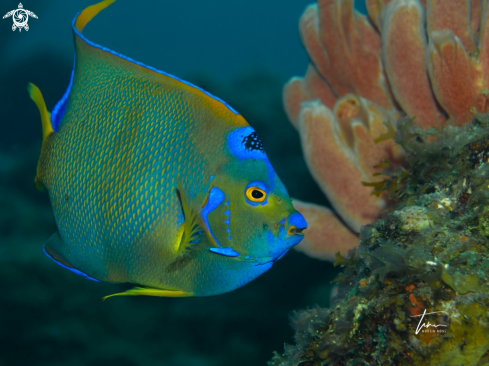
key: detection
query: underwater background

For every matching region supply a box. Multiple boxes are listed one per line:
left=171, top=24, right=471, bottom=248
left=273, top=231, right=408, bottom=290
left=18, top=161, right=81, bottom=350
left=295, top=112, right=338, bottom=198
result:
left=0, top=0, right=365, bottom=364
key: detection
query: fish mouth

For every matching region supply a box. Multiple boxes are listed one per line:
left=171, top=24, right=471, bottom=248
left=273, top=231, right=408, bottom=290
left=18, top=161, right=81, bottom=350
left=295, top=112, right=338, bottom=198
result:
left=217, top=212, right=306, bottom=264
left=287, top=225, right=305, bottom=236
left=243, top=213, right=307, bottom=266
left=278, top=212, right=307, bottom=238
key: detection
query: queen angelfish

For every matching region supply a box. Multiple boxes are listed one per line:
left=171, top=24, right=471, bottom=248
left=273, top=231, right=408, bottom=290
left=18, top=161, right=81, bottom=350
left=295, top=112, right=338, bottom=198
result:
left=27, top=0, right=307, bottom=299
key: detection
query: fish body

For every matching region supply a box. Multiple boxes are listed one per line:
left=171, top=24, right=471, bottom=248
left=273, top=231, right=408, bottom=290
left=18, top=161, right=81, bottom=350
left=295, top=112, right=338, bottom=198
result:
left=29, top=0, right=306, bottom=298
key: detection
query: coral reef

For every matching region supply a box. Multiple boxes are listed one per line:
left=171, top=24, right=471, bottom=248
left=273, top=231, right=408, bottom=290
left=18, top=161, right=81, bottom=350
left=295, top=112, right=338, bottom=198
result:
left=270, top=115, right=489, bottom=365
left=287, top=0, right=489, bottom=260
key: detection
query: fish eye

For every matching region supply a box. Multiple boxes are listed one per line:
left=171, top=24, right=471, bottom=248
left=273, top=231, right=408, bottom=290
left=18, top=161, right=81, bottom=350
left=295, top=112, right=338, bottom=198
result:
left=246, top=187, right=267, bottom=202
left=244, top=181, right=268, bottom=206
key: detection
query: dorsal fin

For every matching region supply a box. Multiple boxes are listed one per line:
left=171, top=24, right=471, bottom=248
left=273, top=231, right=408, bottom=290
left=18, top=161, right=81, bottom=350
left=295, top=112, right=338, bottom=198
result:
left=52, top=0, right=249, bottom=132
left=74, top=0, right=115, bottom=32
left=50, top=0, right=116, bottom=130
left=57, top=0, right=244, bottom=131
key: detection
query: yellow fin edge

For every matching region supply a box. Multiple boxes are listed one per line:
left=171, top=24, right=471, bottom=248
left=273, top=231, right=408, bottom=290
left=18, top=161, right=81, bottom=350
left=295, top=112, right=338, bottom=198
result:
left=102, top=286, right=193, bottom=300
left=27, top=83, right=53, bottom=190
left=27, top=83, right=53, bottom=141
left=75, top=0, right=116, bottom=32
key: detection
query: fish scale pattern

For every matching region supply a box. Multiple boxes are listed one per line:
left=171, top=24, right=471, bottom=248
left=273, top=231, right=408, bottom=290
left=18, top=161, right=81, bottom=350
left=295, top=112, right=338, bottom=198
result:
left=30, top=0, right=305, bottom=298
left=39, top=40, right=216, bottom=284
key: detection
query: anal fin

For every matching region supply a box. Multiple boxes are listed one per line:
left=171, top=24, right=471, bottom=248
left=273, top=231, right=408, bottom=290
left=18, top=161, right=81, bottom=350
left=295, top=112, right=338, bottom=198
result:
left=43, top=232, right=101, bottom=282
left=102, top=287, right=193, bottom=300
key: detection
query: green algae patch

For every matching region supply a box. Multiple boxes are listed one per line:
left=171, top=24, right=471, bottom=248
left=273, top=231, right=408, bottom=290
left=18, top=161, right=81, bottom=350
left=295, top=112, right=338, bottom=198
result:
left=271, top=116, right=489, bottom=366
left=441, top=268, right=481, bottom=294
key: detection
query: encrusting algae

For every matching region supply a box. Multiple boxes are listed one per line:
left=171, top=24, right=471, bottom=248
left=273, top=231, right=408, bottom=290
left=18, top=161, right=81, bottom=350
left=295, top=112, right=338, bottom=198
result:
left=270, top=115, right=489, bottom=366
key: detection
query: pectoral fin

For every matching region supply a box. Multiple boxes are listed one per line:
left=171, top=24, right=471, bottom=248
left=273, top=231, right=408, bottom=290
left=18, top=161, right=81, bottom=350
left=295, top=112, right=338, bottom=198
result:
left=175, top=183, right=203, bottom=256
left=102, top=286, right=193, bottom=300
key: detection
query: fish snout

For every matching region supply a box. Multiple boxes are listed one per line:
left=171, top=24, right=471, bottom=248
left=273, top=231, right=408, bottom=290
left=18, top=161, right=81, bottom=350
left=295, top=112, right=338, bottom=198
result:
left=286, top=211, right=307, bottom=236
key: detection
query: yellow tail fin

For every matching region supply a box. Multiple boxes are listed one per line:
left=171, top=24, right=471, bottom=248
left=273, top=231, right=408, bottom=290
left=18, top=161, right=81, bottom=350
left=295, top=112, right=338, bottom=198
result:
left=75, top=0, right=115, bottom=32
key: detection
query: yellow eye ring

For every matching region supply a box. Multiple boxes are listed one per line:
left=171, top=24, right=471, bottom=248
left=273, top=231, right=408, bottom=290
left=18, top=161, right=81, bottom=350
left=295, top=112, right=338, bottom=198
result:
left=245, top=187, right=267, bottom=202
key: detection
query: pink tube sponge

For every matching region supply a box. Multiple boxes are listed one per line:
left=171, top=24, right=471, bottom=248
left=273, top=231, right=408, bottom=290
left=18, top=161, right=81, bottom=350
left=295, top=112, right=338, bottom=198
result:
left=287, top=0, right=489, bottom=261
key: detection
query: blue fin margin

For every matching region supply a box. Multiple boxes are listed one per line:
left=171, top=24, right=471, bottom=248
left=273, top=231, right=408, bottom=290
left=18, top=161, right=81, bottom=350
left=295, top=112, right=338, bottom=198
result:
left=43, top=245, right=101, bottom=282
left=50, top=56, right=75, bottom=132
left=50, top=7, right=240, bottom=131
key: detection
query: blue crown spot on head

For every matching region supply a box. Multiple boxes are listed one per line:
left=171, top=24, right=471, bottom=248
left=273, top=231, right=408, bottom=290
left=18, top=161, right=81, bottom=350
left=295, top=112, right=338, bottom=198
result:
left=228, top=127, right=266, bottom=160
left=242, top=131, right=264, bottom=153
left=227, top=126, right=276, bottom=188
